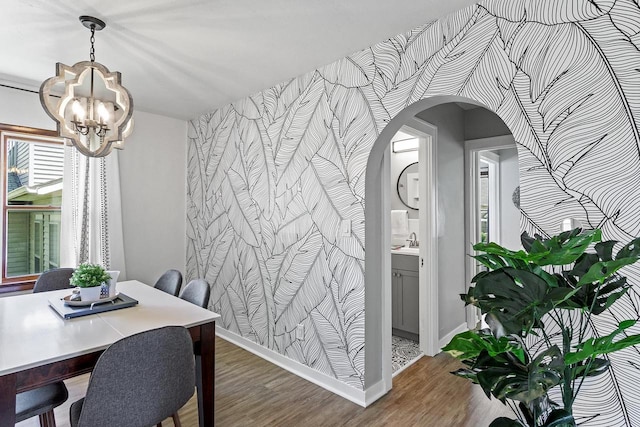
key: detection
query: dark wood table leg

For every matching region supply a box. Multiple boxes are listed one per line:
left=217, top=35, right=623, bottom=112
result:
left=198, top=321, right=216, bottom=427
left=195, top=353, right=204, bottom=427
left=0, top=373, right=17, bottom=427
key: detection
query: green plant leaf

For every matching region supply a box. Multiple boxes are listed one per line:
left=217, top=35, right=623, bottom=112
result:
left=534, top=229, right=601, bottom=266
left=595, top=240, right=617, bottom=262
left=561, top=276, right=630, bottom=314
left=566, top=320, right=640, bottom=364
left=616, top=237, right=640, bottom=259
left=507, top=346, right=563, bottom=404
left=542, top=409, right=575, bottom=427
left=577, top=258, right=639, bottom=286
left=70, top=263, right=110, bottom=288
left=568, top=253, right=600, bottom=277
left=450, top=368, right=478, bottom=383
left=489, top=417, right=524, bottom=427
left=442, top=330, right=525, bottom=363
left=572, top=358, right=610, bottom=379
left=471, top=267, right=553, bottom=335
left=465, top=346, right=563, bottom=406
left=474, top=253, right=510, bottom=270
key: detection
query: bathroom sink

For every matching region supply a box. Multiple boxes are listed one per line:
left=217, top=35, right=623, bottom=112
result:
left=391, top=246, right=419, bottom=256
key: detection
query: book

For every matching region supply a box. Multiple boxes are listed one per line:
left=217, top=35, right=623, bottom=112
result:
left=48, top=292, right=138, bottom=319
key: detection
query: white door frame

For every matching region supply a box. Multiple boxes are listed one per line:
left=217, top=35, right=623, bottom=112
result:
left=463, top=135, right=516, bottom=329
left=383, top=117, right=438, bottom=387
left=410, top=119, right=439, bottom=357
left=479, top=151, right=501, bottom=245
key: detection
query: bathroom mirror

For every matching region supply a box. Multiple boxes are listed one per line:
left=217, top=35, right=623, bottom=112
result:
left=397, top=162, right=419, bottom=210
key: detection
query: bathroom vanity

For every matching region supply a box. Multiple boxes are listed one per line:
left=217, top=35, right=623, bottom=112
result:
left=391, top=248, right=419, bottom=341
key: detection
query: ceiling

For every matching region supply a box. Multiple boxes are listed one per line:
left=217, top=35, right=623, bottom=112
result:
left=1, top=0, right=478, bottom=120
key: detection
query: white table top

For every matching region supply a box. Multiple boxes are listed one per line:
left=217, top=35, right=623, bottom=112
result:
left=0, top=280, right=219, bottom=376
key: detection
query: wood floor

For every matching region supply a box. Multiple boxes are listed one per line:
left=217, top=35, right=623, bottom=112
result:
left=17, top=336, right=512, bottom=427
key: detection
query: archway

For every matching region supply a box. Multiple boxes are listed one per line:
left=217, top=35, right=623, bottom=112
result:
left=363, top=95, right=516, bottom=402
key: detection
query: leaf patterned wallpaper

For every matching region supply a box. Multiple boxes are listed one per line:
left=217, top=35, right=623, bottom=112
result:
left=187, top=0, right=640, bottom=421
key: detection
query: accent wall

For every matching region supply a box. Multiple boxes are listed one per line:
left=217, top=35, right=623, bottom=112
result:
left=187, top=1, right=640, bottom=422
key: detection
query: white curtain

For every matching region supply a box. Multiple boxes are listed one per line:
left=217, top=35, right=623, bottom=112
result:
left=60, top=146, right=126, bottom=279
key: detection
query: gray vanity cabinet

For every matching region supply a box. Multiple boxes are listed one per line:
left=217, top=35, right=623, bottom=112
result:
left=391, top=254, right=419, bottom=340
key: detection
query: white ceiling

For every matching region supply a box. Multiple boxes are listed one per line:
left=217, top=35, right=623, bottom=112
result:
left=1, top=0, right=478, bottom=120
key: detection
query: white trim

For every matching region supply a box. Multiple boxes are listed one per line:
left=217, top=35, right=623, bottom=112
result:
left=403, top=118, right=439, bottom=357
left=464, top=135, right=516, bottom=329
left=216, top=328, right=371, bottom=407
left=438, top=322, right=469, bottom=350
left=363, top=379, right=388, bottom=406
left=479, top=153, right=501, bottom=245
left=381, top=150, right=393, bottom=393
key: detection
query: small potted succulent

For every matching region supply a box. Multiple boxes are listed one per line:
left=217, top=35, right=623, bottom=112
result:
left=71, top=263, right=112, bottom=301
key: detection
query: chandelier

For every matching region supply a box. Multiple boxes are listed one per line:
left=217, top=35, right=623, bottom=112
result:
left=40, top=16, right=133, bottom=157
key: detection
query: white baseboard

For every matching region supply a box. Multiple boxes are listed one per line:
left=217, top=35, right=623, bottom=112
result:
left=363, top=378, right=388, bottom=406
left=217, top=328, right=376, bottom=407
left=438, top=323, right=468, bottom=350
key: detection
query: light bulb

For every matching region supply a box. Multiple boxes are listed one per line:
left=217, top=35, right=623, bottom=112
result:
left=72, top=99, right=85, bottom=120
left=97, top=103, right=110, bottom=124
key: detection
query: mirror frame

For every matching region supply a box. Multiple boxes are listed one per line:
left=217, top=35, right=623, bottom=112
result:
left=397, top=161, right=419, bottom=210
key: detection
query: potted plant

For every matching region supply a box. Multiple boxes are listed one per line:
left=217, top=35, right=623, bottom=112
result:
left=442, top=228, right=640, bottom=426
left=70, top=263, right=112, bottom=301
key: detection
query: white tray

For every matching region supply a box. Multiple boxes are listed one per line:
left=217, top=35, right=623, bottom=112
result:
left=63, top=293, right=120, bottom=307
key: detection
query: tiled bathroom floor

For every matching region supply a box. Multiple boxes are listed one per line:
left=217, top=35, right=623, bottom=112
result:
left=392, top=335, right=422, bottom=373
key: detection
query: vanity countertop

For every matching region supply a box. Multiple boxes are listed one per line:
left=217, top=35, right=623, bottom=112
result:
left=391, top=246, right=419, bottom=256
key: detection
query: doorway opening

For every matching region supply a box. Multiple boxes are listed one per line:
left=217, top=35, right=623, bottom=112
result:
left=363, top=96, right=518, bottom=402
left=464, top=135, right=520, bottom=328
left=388, top=121, right=437, bottom=375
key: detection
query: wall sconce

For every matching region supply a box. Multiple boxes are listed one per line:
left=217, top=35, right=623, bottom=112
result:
left=392, top=138, right=419, bottom=153
left=39, top=16, right=133, bottom=157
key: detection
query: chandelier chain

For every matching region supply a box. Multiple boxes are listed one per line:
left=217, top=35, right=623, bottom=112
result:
left=89, top=26, right=96, bottom=62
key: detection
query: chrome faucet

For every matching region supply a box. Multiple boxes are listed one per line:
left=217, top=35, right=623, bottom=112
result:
left=407, top=232, right=419, bottom=248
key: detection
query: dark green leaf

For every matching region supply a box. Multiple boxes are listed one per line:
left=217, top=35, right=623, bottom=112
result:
left=535, top=229, right=601, bottom=266
left=568, top=253, right=599, bottom=277
left=474, top=253, right=509, bottom=270
left=472, top=268, right=553, bottom=335
left=489, top=417, right=524, bottom=427
left=442, top=330, right=525, bottom=363
left=577, top=258, right=639, bottom=285
left=566, top=321, right=640, bottom=364
left=542, top=409, right=575, bottom=427
left=450, top=368, right=478, bottom=383
left=595, top=240, right=617, bottom=262
left=572, top=358, right=610, bottom=379
left=616, top=237, right=640, bottom=259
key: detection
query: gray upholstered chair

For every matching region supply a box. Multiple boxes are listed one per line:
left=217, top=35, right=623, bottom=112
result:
left=69, top=326, right=195, bottom=427
left=33, top=267, right=74, bottom=293
left=179, top=278, right=211, bottom=309
left=173, top=278, right=211, bottom=426
left=16, top=268, right=75, bottom=426
left=16, top=382, right=68, bottom=427
left=153, top=269, right=183, bottom=297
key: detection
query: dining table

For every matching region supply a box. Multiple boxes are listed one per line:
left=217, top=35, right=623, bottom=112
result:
left=0, top=280, right=220, bottom=427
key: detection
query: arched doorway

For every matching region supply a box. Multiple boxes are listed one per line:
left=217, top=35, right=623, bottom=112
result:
left=363, top=95, right=518, bottom=402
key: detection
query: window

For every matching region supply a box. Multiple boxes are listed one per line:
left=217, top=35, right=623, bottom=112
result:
left=1, top=124, right=64, bottom=289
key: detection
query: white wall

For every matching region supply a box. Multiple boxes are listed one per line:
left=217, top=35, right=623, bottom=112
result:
left=0, top=85, right=188, bottom=286
left=0, top=86, right=54, bottom=130
left=118, top=111, right=187, bottom=285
